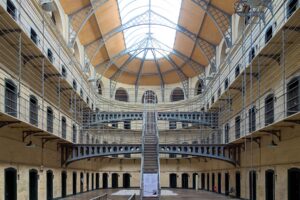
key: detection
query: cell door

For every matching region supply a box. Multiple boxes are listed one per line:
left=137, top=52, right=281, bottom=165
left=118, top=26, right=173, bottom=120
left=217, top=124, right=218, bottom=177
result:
left=236, top=172, right=241, bottom=198
left=249, top=171, right=257, bottom=200
left=288, top=168, right=300, bottom=200
left=170, top=174, right=177, bottom=188
left=5, top=168, right=17, bottom=200
left=265, top=170, right=275, bottom=200
left=29, top=169, right=38, bottom=200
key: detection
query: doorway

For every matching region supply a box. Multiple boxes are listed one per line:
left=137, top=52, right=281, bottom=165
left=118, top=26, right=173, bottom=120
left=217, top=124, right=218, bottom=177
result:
left=92, top=173, right=94, bottom=190
left=86, top=173, right=90, bottom=191
left=123, top=173, right=131, bottom=188
left=225, top=172, right=229, bottom=196
left=288, top=168, right=300, bottom=200
left=73, top=172, right=77, bottom=195
left=80, top=172, right=84, bottom=193
left=206, top=173, right=210, bottom=191
left=236, top=172, right=241, bottom=198
left=217, top=173, right=221, bottom=194
left=192, top=173, right=198, bottom=189
left=103, top=173, right=108, bottom=189
left=5, top=168, right=17, bottom=200
left=201, top=173, right=205, bottom=190
left=61, top=171, right=67, bottom=197
left=170, top=173, right=177, bottom=188
left=212, top=173, right=215, bottom=192
left=265, top=170, right=275, bottom=200
left=182, top=173, right=189, bottom=189
left=249, top=170, right=257, bottom=200
left=46, top=170, right=53, bottom=200
left=96, top=173, right=100, bottom=189
left=112, top=173, right=119, bottom=188
left=29, top=169, right=38, bottom=200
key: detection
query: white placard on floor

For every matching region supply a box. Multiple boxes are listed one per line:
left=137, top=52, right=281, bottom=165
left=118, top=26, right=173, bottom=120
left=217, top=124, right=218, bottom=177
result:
left=143, top=173, right=159, bottom=197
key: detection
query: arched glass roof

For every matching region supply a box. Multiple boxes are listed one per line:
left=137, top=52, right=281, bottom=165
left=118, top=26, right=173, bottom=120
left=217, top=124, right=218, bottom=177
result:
left=118, top=0, right=182, bottom=59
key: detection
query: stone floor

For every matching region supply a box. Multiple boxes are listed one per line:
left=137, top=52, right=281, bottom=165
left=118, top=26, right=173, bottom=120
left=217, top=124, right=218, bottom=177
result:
left=62, top=189, right=237, bottom=200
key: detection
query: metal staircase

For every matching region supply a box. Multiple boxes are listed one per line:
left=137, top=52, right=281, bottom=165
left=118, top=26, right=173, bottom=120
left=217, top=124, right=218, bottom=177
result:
left=140, top=94, right=160, bottom=200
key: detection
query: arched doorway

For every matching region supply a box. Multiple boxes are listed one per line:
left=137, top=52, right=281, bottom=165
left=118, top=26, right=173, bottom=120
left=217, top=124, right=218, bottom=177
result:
left=169, top=173, right=177, bottom=188
left=235, top=172, right=241, bottom=198
left=182, top=173, right=189, bottom=189
left=265, top=170, right=275, bottom=200
left=288, top=168, right=300, bottom=200
left=192, top=173, right=198, bottom=189
left=115, top=88, right=129, bottom=102
left=212, top=173, right=215, bottom=192
left=29, top=169, right=38, bottom=200
left=103, top=173, right=108, bottom=189
left=249, top=170, right=257, bottom=200
left=46, top=170, right=53, bottom=200
left=112, top=173, right=119, bottom=188
left=96, top=173, right=100, bottom=189
left=217, top=173, right=221, bottom=194
left=123, top=173, right=130, bottom=188
left=80, top=172, right=84, bottom=193
left=61, top=171, right=67, bottom=197
left=206, top=173, right=210, bottom=191
left=72, top=172, right=77, bottom=195
left=5, top=168, right=17, bottom=200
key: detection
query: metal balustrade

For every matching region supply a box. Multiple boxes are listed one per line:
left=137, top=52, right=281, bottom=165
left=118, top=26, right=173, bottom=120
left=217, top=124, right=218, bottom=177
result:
left=61, top=143, right=240, bottom=166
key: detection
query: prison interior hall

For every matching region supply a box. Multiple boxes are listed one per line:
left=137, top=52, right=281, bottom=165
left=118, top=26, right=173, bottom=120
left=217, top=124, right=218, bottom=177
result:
left=0, top=0, right=300, bottom=200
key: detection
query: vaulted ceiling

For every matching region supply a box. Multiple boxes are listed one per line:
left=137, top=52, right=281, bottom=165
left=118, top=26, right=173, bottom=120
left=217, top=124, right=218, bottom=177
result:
left=60, top=0, right=236, bottom=90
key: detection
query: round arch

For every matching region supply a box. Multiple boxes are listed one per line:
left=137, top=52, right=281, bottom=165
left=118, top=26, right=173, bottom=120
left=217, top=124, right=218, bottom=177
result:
left=142, top=90, right=158, bottom=104
left=195, top=79, right=204, bottom=95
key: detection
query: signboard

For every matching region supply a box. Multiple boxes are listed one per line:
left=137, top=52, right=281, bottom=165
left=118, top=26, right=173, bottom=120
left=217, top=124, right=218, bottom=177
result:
left=143, top=173, right=159, bottom=197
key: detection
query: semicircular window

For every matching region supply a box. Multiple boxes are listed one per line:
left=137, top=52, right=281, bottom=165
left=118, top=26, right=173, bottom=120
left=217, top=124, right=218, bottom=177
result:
left=115, top=88, right=128, bottom=102
left=118, top=0, right=182, bottom=59
left=171, top=88, right=184, bottom=102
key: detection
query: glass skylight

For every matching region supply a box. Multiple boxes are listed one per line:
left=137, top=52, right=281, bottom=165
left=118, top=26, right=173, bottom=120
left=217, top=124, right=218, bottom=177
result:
left=118, top=0, right=182, bottom=59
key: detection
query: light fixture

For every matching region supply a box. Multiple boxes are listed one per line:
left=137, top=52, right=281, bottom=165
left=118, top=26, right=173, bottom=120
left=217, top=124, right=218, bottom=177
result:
left=25, top=140, right=36, bottom=148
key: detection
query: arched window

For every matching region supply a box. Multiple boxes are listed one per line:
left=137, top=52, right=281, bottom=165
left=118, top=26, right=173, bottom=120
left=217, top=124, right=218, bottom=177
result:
left=5, top=79, right=17, bottom=117
left=287, top=0, right=298, bottom=18
left=249, top=47, right=255, bottom=63
left=220, top=42, right=227, bottom=65
left=50, top=2, right=63, bottom=33
left=115, top=88, right=128, bottom=102
left=235, top=116, right=241, bottom=139
left=287, top=77, right=300, bottom=116
left=142, top=90, right=157, bottom=103
left=170, top=87, right=184, bottom=102
left=196, top=79, right=204, bottom=95
left=61, top=65, right=67, bottom=78
left=47, top=107, right=53, bottom=133
left=47, top=49, right=54, bottom=63
left=97, top=81, right=102, bottom=95
left=72, top=80, right=77, bottom=91
left=265, top=94, right=275, bottom=125
left=29, top=95, right=38, bottom=126
left=61, top=117, right=66, bottom=139
left=265, top=25, right=273, bottom=44
left=72, top=125, right=77, bottom=143
left=7, top=0, right=17, bottom=19
left=249, top=106, right=256, bottom=132
left=235, top=64, right=240, bottom=78
left=224, top=123, right=229, bottom=143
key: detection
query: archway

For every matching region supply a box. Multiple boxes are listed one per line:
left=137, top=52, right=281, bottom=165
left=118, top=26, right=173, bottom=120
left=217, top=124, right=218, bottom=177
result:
left=61, top=171, right=67, bottom=197
left=212, top=173, right=215, bottom=192
left=103, top=173, right=108, bottom=189
left=249, top=170, right=257, bottom=200
left=265, top=169, right=275, bottom=200
left=201, top=173, right=205, bottom=190
left=182, top=173, right=189, bottom=189
left=169, top=173, right=177, bottom=188
left=92, top=173, right=94, bottom=190
left=73, top=172, right=77, bottom=195
left=46, top=170, right=53, bottom=200
left=112, top=173, right=119, bottom=188
left=206, top=173, right=210, bottom=191
left=123, top=173, right=131, bottom=188
left=29, top=169, right=38, bottom=200
left=288, top=168, right=300, bottom=200
left=86, top=173, right=90, bottom=191
left=5, top=168, right=17, bottom=200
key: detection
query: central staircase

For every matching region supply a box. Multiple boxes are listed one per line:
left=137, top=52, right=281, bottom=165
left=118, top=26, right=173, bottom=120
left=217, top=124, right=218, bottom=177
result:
left=141, top=107, right=160, bottom=199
